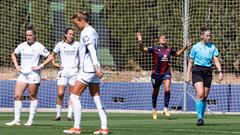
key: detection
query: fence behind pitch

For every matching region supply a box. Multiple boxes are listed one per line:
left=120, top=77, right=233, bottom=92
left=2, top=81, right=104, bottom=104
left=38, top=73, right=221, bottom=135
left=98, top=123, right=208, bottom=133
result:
left=0, top=0, right=239, bottom=113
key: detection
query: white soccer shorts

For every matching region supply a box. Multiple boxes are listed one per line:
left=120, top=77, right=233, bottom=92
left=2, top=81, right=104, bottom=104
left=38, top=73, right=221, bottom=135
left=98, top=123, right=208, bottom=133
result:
left=77, top=70, right=100, bottom=85
left=57, top=68, right=78, bottom=86
left=17, top=71, right=41, bottom=84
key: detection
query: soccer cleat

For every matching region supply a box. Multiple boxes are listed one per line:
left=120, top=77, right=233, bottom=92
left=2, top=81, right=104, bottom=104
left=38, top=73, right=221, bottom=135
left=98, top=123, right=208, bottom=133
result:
left=197, top=119, right=204, bottom=126
left=93, top=128, right=109, bottom=134
left=24, top=120, right=33, bottom=126
left=63, top=127, right=81, bottom=134
left=5, top=120, right=21, bottom=126
left=67, top=116, right=74, bottom=121
left=54, top=116, right=61, bottom=121
left=152, top=110, right=158, bottom=120
left=163, top=108, right=171, bottom=117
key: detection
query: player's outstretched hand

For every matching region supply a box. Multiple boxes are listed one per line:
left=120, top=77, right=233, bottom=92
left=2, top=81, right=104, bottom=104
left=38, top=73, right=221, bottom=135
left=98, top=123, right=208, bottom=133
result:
left=136, top=32, right=142, bottom=42
left=186, top=39, right=192, bottom=49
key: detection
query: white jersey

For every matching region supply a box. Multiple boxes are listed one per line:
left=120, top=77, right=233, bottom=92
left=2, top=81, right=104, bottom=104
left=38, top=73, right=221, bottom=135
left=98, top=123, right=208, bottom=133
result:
left=14, top=41, right=50, bottom=73
left=53, top=40, right=80, bottom=68
left=79, top=25, right=100, bottom=73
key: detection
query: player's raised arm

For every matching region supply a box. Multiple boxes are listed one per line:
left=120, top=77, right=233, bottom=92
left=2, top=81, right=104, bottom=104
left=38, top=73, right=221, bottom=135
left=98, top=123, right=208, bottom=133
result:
left=136, top=32, right=148, bottom=53
left=175, top=39, right=192, bottom=57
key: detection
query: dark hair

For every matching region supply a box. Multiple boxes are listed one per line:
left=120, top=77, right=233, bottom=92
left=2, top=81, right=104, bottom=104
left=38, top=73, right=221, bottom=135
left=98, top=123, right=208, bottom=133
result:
left=64, top=27, right=74, bottom=41
left=26, top=25, right=36, bottom=35
left=200, top=27, right=209, bottom=35
left=72, top=11, right=90, bottom=22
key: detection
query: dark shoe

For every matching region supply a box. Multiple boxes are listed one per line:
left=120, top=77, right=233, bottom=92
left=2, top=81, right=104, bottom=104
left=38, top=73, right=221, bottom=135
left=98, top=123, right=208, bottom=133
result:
left=54, top=116, right=61, bottom=121
left=67, top=116, right=74, bottom=121
left=197, top=119, right=204, bottom=126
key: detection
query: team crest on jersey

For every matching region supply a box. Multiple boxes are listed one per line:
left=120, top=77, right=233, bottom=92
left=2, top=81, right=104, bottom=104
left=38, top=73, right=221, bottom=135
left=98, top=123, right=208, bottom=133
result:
left=43, top=48, right=49, bottom=53
left=83, top=36, right=90, bottom=42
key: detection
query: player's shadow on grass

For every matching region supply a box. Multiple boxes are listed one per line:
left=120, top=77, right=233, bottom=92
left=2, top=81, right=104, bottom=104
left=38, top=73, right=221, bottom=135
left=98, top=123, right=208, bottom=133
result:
left=81, top=131, right=112, bottom=134
left=32, top=124, right=70, bottom=128
left=203, top=123, right=235, bottom=126
left=163, top=116, right=178, bottom=120
left=31, top=124, right=59, bottom=127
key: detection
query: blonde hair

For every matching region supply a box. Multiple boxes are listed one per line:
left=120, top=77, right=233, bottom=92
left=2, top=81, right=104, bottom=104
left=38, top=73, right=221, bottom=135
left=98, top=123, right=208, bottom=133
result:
left=72, top=11, right=90, bottom=22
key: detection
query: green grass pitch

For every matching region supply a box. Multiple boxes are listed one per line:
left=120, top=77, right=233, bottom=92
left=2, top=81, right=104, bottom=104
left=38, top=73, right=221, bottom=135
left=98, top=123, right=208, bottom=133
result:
left=1, top=112, right=240, bottom=135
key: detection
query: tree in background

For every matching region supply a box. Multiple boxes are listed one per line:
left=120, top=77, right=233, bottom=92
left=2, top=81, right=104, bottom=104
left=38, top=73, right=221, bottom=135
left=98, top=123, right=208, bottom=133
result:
left=0, top=0, right=239, bottom=74
left=104, top=0, right=158, bottom=70
left=156, top=0, right=184, bottom=72
left=31, top=0, right=53, bottom=50
left=189, top=0, right=240, bottom=74
left=0, top=0, right=29, bottom=66
left=64, top=0, right=91, bottom=39
left=0, top=0, right=54, bottom=67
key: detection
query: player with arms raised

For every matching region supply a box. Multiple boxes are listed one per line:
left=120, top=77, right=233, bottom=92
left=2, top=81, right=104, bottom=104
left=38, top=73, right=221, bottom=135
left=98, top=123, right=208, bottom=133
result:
left=136, top=32, right=191, bottom=119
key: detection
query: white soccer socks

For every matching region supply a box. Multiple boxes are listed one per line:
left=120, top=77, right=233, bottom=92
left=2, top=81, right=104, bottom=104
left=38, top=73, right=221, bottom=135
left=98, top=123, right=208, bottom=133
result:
left=70, top=94, right=82, bottom=129
left=14, top=100, right=22, bottom=122
left=28, top=100, right=38, bottom=122
left=56, top=104, right=62, bottom=117
left=68, top=105, right=73, bottom=118
left=93, top=96, right=107, bottom=129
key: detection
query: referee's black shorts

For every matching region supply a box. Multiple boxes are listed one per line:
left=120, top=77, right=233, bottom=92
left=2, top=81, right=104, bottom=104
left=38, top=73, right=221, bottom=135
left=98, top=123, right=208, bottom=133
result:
left=192, top=65, right=212, bottom=88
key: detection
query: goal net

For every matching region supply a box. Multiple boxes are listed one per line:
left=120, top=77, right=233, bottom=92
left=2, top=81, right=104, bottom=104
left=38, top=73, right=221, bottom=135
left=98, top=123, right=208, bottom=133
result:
left=0, top=0, right=240, bottom=113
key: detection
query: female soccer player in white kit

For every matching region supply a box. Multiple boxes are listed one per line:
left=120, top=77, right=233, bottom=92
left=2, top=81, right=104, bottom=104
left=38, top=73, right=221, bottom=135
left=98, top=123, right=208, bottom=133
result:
left=5, top=26, right=50, bottom=126
left=63, top=11, right=108, bottom=134
left=52, top=28, right=81, bottom=121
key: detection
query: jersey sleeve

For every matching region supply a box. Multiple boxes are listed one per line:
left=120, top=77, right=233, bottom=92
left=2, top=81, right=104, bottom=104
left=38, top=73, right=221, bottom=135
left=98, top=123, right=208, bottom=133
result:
left=14, top=44, right=22, bottom=54
left=39, top=44, right=50, bottom=57
left=147, top=47, right=154, bottom=53
left=189, top=46, right=196, bottom=60
left=82, top=29, right=99, bottom=66
left=53, top=42, right=60, bottom=53
left=83, top=35, right=95, bottom=47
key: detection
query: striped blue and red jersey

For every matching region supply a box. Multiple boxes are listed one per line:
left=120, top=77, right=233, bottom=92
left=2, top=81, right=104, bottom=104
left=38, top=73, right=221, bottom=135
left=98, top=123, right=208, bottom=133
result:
left=148, top=45, right=177, bottom=75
